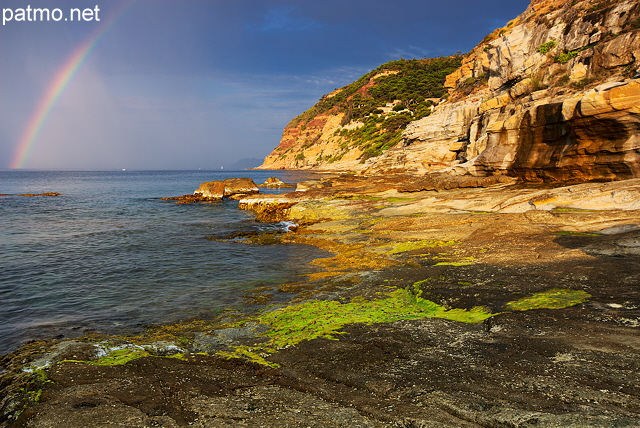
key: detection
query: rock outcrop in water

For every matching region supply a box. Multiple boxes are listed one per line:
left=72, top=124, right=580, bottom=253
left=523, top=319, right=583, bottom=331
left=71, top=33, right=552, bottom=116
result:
left=162, top=178, right=260, bottom=203
left=3, top=2, right=640, bottom=427
left=260, top=177, right=295, bottom=188
left=259, top=0, right=640, bottom=183
left=192, top=178, right=259, bottom=200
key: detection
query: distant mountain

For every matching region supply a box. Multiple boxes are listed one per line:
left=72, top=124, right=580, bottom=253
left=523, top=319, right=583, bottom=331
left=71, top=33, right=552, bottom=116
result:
left=227, top=158, right=263, bottom=170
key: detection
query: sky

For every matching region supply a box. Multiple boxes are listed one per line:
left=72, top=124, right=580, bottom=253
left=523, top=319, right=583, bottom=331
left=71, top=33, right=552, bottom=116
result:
left=0, top=0, right=530, bottom=170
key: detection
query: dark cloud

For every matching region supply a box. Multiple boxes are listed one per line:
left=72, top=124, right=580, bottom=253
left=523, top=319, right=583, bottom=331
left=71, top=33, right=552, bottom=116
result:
left=0, top=0, right=530, bottom=169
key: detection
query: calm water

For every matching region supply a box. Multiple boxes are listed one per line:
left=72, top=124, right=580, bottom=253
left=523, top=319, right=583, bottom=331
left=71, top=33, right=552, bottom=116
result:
left=0, top=170, right=325, bottom=356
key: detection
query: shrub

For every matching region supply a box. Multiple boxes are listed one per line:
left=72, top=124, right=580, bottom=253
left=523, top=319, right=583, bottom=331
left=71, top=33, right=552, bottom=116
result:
left=537, top=40, right=557, bottom=54
left=554, top=51, right=579, bottom=64
left=458, top=74, right=488, bottom=95
left=287, top=56, right=463, bottom=159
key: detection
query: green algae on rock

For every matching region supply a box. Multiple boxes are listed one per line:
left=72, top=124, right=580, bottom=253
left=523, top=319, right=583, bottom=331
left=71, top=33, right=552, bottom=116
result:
left=218, top=288, right=493, bottom=366
left=552, top=231, right=602, bottom=236
left=434, top=261, right=475, bottom=266
left=61, top=347, right=151, bottom=366
left=505, top=289, right=591, bottom=311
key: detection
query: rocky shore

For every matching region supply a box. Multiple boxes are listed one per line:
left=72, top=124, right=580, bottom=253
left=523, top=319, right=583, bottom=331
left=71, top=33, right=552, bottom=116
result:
left=2, top=0, right=639, bottom=425
left=2, top=174, right=640, bottom=427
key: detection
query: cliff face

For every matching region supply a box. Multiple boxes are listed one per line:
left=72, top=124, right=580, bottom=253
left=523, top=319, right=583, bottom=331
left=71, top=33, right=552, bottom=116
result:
left=387, top=0, right=640, bottom=182
left=260, top=0, right=640, bottom=183
left=258, top=58, right=462, bottom=171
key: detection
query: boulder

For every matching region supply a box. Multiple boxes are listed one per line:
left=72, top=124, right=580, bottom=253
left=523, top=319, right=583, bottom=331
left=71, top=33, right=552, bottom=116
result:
left=222, top=178, right=259, bottom=196
left=193, top=178, right=259, bottom=200
left=194, top=180, right=225, bottom=200
left=261, top=177, right=295, bottom=188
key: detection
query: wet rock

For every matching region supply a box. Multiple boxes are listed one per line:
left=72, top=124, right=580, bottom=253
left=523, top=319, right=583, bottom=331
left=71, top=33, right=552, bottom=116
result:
left=580, top=229, right=640, bottom=257
left=5, top=172, right=640, bottom=427
left=17, top=192, right=62, bottom=197
left=164, top=178, right=260, bottom=203
left=260, top=177, right=295, bottom=188
left=140, top=341, right=184, bottom=356
left=193, top=178, right=259, bottom=200
left=24, top=340, right=100, bottom=371
left=13, top=356, right=381, bottom=427
left=161, top=194, right=212, bottom=204
left=190, top=323, right=270, bottom=353
left=193, top=180, right=225, bottom=200
left=222, top=178, right=259, bottom=196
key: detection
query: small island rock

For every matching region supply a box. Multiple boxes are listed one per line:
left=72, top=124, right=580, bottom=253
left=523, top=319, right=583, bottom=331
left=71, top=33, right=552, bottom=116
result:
left=193, top=180, right=226, bottom=200
left=222, top=178, right=259, bottom=196
left=193, top=178, right=259, bottom=201
left=260, top=177, right=295, bottom=188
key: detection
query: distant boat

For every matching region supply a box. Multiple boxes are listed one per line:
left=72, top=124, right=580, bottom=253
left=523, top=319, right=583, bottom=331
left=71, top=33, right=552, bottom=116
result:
left=122, top=169, right=127, bottom=171
left=220, top=166, right=224, bottom=170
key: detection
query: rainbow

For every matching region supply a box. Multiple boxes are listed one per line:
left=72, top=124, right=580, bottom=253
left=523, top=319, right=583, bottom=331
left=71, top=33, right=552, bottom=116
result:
left=9, top=0, right=136, bottom=169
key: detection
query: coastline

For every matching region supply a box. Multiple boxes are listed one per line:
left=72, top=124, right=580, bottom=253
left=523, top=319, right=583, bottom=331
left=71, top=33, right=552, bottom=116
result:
left=2, top=174, right=640, bottom=426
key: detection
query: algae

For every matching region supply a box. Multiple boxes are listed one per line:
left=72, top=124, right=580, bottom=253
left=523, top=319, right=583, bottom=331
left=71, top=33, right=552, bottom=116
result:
left=505, top=289, right=591, bottom=311
left=217, top=345, right=279, bottom=368
left=552, top=231, right=600, bottom=236
left=330, top=195, right=383, bottom=201
left=434, top=261, right=474, bottom=266
left=87, top=348, right=151, bottom=366
left=386, top=197, right=415, bottom=203
left=383, top=239, right=457, bottom=255
left=218, top=288, right=492, bottom=365
left=257, top=289, right=492, bottom=349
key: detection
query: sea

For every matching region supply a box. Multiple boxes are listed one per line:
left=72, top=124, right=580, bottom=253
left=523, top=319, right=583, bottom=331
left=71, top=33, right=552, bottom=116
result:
left=0, top=169, right=327, bottom=356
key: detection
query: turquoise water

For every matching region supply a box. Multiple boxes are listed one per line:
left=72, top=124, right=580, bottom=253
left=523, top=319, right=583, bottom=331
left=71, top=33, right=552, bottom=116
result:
left=0, top=170, right=324, bottom=356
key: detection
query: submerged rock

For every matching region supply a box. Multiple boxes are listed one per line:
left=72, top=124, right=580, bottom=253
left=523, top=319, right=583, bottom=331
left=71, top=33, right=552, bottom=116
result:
left=17, top=192, right=62, bottom=197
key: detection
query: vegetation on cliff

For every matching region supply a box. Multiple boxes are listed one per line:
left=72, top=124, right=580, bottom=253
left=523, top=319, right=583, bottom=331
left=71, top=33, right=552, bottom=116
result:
left=291, top=57, right=462, bottom=127
left=262, top=0, right=640, bottom=178
left=262, top=56, right=462, bottom=167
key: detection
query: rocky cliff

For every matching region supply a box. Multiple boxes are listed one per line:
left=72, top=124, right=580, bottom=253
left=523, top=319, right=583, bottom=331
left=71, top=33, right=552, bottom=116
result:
left=260, top=0, right=640, bottom=183
left=257, top=57, right=462, bottom=170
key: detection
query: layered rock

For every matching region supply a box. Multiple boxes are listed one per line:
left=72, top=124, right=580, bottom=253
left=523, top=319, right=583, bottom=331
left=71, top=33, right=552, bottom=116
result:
left=162, top=178, right=261, bottom=203
left=259, top=0, right=640, bottom=183
left=194, top=180, right=226, bottom=199
left=221, top=178, right=259, bottom=196
left=257, top=58, right=462, bottom=171
left=258, top=110, right=357, bottom=171
left=193, top=178, right=259, bottom=200
left=371, top=0, right=640, bottom=182
left=473, top=80, right=640, bottom=181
